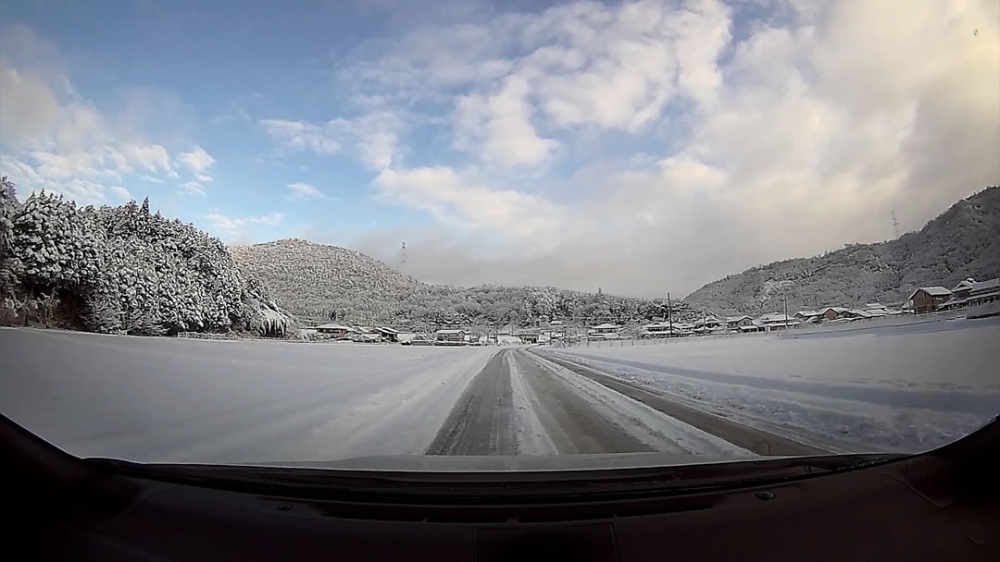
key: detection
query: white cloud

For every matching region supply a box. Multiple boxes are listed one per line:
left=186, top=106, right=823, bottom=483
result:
left=260, top=112, right=403, bottom=170
left=373, top=166, right=565, bottom=238
left=453, top=75, right=559, bottom=169
left=122, top=143, right=172, bottom=173
left=180, top=181, right=206, bottom=197
left=177, top=146, right=215, bottom=182
left=336, top=0, right=999, bottom=296
left=286, top=182, right=332, bottom=201
left=108, top=186, right=132, bottom=201
left=205, top=212, right=286, bottom=233
left=0, top=61, right=60, bottom=147
left=260, top=119, right=342, bottom=155
left=0, top=26, right=182, bottom=202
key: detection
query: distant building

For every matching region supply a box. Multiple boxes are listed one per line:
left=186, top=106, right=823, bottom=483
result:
left=817, top=307, right=851, bottom=321
left=939, top=278, right=999, bottom=310
left=692, top=317, right=722, bottom=329
left=435, top=328, right=467, bottom=345
left=315, top=323, right=356, bottom=339
left=756, top=312, right=800, bottom=331
left=373, top=326, right=400, bottom=342
left=411, top=334, right=435, bottom=346
left=725, top=315, right=754, bottom=329
left=518, top=330, right=540, bottom=344
left=906, top=287, right=952, bottom=314
left=588, top=323, right=621, bottom=340
left=863, top=303, right=889, bottom=317
left=641, top=322, right=671, bottom=338
left=640, top=322, right=691, bottom=338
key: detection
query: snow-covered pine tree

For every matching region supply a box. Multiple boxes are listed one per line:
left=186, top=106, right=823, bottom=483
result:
left=0, top=177, right=22, bottom=323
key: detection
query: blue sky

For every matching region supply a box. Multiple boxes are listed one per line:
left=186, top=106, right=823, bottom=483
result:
left=1, top=0, right=997, bottom=296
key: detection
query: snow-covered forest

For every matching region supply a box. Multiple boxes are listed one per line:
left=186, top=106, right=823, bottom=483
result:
left=5, top=172, right=995, bottom=337
left=231, top=239, right=694, bottom=327
left=685, top=186, right=1000, bottom=314
left=0, top=177, right=291, bottom=336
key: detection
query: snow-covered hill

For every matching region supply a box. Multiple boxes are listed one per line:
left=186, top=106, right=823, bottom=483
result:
left=684, top=186, right=1000, bottom=314
left=229, top=239, right=692, bottom=326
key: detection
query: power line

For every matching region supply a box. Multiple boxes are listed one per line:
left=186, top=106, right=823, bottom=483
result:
left=891, top=210, right=901, bottom=239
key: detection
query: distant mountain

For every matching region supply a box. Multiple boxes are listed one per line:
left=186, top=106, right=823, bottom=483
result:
left=684, top=186, right=1000, bottom=315
left=229, top=239, right=422, bottom=323
left=230, top=239, right=694, bottom=327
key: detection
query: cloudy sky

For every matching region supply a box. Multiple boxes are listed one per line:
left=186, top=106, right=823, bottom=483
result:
left=1, top=0, right=997, bottom=297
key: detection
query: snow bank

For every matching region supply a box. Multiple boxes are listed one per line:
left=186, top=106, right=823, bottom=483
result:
left=544, top=317, right=1000, bottom=454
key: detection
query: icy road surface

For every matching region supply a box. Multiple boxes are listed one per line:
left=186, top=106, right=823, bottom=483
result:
left=543, top=316, right=1000, bottom=454
left=0, top=329, right=494, bottom=464
left=2, top=317, right=997, bottom=464
left=2, top=329, right=802, bottom=464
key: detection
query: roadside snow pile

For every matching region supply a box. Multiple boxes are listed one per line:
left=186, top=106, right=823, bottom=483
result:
left=544, top=318, right=1000, bottom=454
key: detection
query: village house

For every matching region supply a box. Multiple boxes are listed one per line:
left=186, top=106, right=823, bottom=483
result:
left=517, top=330, right=540, bottom=344
left=942, top=278, right=1000, bottom=310
left=691, top=317, right=726, bottom=335
left=756, top=312, right=800, bottom=331
left=314, top=323, right=356, bottom=339
left=641, top=322, right=671, bottom=338
left=906, top=287, right=952, bottom=314
left=811, top=307, right=851, bottom=321
left=692, top=317, right=722, bottom=330
left=863, top=303, right=890, bottom=316
left=794, top=310, right=824, bottom=323
left=725, top=315, right=754, bottom=330
left=640, top=322, right=691, bottom=338
left=588, top=323, right=621, bottom=340
left=435, top=328, right=467, bottom=345
left=373, top=326, right=400, bottom=342
left=841, top=309, right=878, bottom=321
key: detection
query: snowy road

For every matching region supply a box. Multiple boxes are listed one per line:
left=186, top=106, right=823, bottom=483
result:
left=427, top=349, right=808, bottom=458
left=3, top=319, right=996, bottom=464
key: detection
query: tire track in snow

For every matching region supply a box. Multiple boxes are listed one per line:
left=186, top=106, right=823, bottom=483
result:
left=519, top=350, right=756, bottom=458
left=425, top=351, right=518, bottom=455
left=534, top=351, right=828, bottom=456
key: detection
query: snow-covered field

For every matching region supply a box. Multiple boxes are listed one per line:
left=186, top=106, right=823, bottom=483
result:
left=542, top=316, right=1000, bottom=454
left=0, top=328, right=494, bottom=464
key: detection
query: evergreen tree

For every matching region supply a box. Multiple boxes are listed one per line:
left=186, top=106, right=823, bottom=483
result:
left=0, top=177, right=292, bottom=335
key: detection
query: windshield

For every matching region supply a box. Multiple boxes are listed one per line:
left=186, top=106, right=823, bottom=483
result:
left=0, top=0, right=998, bottom=474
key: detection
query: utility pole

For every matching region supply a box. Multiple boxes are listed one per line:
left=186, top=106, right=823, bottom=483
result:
left=782, top=284, right=789, bottom=329
left=667, top=292, right=673, bottom=338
